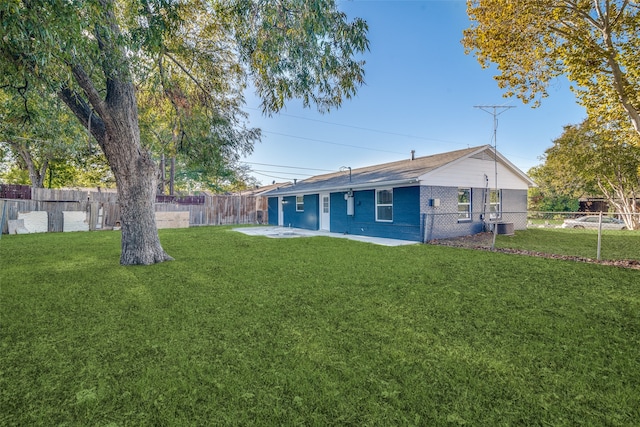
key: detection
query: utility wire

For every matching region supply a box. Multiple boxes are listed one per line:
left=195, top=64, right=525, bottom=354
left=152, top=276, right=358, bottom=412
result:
left=242, top=161, right=334, bottom=172
left=247, top=105, right=540, bottom=166
left=252, top=171, right=298, bottom=181
left=247, top=107, right=464, bottom=146
left=251, top=169, right=314, bottom=177
left=263, top=130, right=406, bottom=155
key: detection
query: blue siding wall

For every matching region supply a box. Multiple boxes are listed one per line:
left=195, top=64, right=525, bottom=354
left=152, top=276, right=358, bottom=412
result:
left=267, top=197, right=279, bottom=226
left=330, top=192, right=348, bottom=232
left=331, top=186, right=422, bottom=241
left=271, top=185, right=527, bottom=241
left=282, top=194, right=319, bottom=230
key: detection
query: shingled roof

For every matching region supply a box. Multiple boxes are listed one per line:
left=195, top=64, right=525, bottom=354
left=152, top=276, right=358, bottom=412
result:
left=265, top=145, right=515, bottom=196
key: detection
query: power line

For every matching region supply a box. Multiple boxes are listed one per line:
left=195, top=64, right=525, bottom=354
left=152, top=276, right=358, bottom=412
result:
left=252, top=170, right=299, bottom=181
left=263, top=130, right=406, bottom=155
left=247, top=106, right=464, bottom=146
left=251, top=169, right=314, bottom=177
left=247, top=106, right=542, bottom=169
left=241, top=161, right=334, bottom=172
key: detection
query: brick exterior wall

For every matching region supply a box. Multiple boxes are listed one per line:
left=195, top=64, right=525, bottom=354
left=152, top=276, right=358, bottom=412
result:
left=500, top=189, right=529, bottom=230
left=420, top=186, right=528, bottom=241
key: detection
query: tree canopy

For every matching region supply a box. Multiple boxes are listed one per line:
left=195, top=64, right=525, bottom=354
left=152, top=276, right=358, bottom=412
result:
left=463, top=0, right=640, bottom=138
left=532, top=119, right=640, bottom=229
left=0, top=0, right=369, bottom=264
left=0, top=88, right=113, bottom=188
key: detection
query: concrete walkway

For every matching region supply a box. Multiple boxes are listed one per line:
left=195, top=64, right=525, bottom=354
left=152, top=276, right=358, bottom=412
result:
left=232, top=226, right=419, bottom=247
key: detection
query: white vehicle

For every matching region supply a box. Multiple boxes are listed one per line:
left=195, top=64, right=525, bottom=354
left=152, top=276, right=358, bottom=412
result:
left=561, top=215, right=627, bottom=230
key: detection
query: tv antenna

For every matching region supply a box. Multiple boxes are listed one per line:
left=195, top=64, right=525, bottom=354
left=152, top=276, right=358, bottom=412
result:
left=474, top=105, right=515, bottom=248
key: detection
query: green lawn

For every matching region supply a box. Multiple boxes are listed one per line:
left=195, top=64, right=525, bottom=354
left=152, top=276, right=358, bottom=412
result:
left=498, top=228, right=640, bottom=261
left=1, top=227, right=639, bottom=426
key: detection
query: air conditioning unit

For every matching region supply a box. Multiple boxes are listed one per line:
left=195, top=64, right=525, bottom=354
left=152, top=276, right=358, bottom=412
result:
left=497, top=222, right=514, bottom=235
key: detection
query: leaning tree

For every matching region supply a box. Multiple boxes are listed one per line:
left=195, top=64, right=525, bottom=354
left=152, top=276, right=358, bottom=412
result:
left=0, top=0, right=368, bottom=264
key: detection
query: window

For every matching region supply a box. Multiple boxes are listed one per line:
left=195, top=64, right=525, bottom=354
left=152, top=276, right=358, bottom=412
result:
left=458, top=188, right=471, bottom=220
left=296, top=195, right=304, bottom=212
left=489, top=189, right=501, bottom=219
left=322, top=196, right=329, bottom=213
left=376, top=189, right=393, bottom=222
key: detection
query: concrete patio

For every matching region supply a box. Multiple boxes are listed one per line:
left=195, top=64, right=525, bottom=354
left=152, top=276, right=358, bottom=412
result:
left=232, top=226, right=419, bottom=247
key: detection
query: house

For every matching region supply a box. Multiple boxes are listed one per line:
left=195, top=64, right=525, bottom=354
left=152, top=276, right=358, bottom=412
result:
left=235, top=182, right=292, bottom=224
left=264, top=145, right=536, bottom=242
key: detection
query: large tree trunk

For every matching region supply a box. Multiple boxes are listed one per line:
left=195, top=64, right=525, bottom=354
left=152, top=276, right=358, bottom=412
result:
left=61, top=68, right=173, bottom=265
left=102, top=85, right=173, bottom=265
left=116, top=150, right=173, bottom=265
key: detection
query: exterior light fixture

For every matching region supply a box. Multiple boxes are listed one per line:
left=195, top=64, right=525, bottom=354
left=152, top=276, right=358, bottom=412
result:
left=340, top=166, right=352, bottom=183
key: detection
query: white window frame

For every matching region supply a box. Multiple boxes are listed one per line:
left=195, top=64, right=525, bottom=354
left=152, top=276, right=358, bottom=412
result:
left=458, top=188, right=471, bottom=221
left=375, top=188, right=393, bottom=222
left=489, top=189, right=501, bottom=220
left=296, top=195, right=304, bottom=212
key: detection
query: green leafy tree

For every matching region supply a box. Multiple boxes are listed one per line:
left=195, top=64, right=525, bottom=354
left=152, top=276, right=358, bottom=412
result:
left=527, top=166, right=580, bottom=213
left=532, top=120, right=640, bottom=229
left=0, top=0, right=368, bottom=265
left=172, top=161, right=258, bottom=194
left=138, top=89, right=258, bottom=196
left=0, top=89, right=107, bottom=188
left=1, top=153, right=114, bottom=189
left=463, top=0, right=640, bottom=138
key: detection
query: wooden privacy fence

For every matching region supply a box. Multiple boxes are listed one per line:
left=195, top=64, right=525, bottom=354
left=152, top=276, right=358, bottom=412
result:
left=31, top=187, right=119, bottom=203
left=1, top=187, right=269, bottom=233
left=155, top=194, right=268, bottom=226
left=0, top=199, right=119, bottom=233
left=0, top=184, right=31, bottom=200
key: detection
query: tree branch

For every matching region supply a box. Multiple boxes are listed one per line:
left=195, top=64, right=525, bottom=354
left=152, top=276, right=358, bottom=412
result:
left=560, top=0, right=604, bottom=30
left=601, top=37, right=640, bottom=133
left=164, top=51, right=211, bottom=99
left=70, top=64, right=108, bottom=119
left=58, top=88, right=107, bottom=150
left=610, top=0, right=630, bottom=26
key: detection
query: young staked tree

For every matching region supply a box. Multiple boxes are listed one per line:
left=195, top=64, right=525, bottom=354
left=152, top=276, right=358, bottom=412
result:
left=534, top=119, right=640, bottom=230
left=0, top=0, right=368, bottom=265
left=463, top=1, right=640, bottom=139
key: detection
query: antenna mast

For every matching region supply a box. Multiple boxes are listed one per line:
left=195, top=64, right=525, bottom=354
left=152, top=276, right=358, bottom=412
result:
left=474, top=105, right=515, bottom=248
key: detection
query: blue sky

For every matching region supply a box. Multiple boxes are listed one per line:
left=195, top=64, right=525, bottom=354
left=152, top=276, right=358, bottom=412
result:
left=241, top=0, right=587, bottom=186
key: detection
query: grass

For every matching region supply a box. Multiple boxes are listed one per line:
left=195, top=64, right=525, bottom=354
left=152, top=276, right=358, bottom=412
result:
left=1, top=226, right=639, bottom=426
left=497, top=228, right=640, bottom=261
left=527, top=218, right=565, bottom=226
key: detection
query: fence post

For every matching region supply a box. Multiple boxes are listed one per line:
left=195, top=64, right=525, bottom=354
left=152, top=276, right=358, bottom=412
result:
left=0, top=200, right=7, bottom=237
left=596, top=211, right=603, bottom=260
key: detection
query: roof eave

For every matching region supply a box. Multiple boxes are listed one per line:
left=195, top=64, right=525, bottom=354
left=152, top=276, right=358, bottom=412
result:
left=263, top=178, right=420, bottom=197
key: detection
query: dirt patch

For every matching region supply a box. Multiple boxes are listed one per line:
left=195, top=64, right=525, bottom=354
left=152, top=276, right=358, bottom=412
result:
left=428, top=232, right=640, bottom=270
